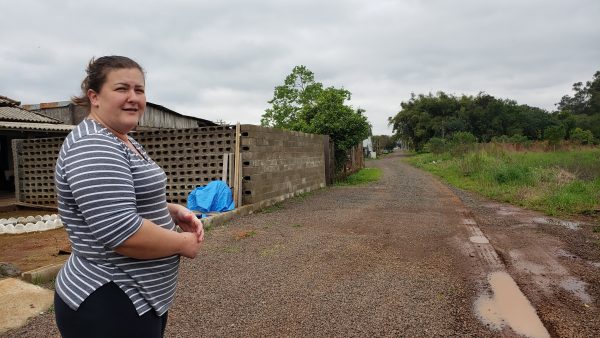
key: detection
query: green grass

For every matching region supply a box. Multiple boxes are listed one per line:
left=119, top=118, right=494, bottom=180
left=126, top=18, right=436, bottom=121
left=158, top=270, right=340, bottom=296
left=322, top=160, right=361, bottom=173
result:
left=335, top=167, right=382, bottom=186
left=406, top=147, right=600, bottom=218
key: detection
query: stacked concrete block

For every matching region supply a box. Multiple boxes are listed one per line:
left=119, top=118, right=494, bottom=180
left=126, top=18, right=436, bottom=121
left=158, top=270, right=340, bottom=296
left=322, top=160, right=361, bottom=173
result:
left=14, top=126, right=236, bottom=207
left=240, top=125, right=326, bottom=205
left=13, top=138, right=64, bottom=206
left=134, top=125, right=236, bottom=205
left=13, top=124, right=327, bottom=209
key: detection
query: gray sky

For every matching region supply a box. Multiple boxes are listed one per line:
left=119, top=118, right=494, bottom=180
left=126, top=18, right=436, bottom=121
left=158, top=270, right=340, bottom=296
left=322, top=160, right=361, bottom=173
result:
left=1, top=0, right=599, bottom=135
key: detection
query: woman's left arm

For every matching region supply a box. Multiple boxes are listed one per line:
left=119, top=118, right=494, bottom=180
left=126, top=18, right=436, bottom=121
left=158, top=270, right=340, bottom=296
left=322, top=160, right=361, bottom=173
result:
left=168, top=203, right=204, bottom=242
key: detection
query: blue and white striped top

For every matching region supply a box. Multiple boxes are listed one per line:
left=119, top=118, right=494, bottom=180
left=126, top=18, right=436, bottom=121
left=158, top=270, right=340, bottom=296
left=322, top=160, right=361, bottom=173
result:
left=54, top=119, right=179, bottom=316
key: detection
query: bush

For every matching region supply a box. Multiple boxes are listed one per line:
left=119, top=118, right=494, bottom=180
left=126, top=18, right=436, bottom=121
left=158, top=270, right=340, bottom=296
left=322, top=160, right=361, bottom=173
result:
left=491, top=135, right=511, bottom=143
left=449, top=132, right=477, bottom=156
left=492, top=165, right=532, bottom=184
left=425, top=137, right=447, bottom=154
left=570, top=128, right=595, bottom=145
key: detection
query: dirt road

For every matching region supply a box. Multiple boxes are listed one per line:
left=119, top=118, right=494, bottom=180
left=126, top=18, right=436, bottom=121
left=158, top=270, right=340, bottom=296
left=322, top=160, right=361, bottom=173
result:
left=4, top=151, right=599, bottom=337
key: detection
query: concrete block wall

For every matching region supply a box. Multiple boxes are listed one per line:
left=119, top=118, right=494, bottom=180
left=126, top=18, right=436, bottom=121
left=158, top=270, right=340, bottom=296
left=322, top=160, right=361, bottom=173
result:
left=14, top=124, right=327, bottom=208
left=240, top=125, right=326, bottom=205
left=14, top=125, right=235, bottom=206
left=12, top=138, right=64, bottom=205
left=133, top=125, right=235, bottom=205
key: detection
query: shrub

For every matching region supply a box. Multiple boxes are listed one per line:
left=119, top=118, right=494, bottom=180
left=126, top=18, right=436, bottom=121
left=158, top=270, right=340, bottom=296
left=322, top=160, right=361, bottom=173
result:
left=425, top=137, right=447, bottom=154
left=570, top=128, right=595, bottom=145
left=492, top=165, right=532, bottom=185
left=449, top=132, right=478, bottom=156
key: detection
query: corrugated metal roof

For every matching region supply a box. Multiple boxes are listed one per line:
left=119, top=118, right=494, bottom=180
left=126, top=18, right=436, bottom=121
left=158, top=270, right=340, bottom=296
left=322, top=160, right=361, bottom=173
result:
left=0, top=106, right=62, bottom=123
left=0, top=121, right=75, bottom=132
left=0, top=95, right=20, bottom=106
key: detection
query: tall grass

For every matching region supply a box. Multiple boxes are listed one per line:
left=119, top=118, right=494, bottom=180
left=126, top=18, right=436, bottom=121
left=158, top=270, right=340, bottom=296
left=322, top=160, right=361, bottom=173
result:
left=406, top=147, right=600, bottom=218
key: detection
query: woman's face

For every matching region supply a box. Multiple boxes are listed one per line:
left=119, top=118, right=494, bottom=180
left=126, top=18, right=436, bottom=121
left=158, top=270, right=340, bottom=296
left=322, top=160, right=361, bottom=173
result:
left=88, top=68, right=146, bottom=135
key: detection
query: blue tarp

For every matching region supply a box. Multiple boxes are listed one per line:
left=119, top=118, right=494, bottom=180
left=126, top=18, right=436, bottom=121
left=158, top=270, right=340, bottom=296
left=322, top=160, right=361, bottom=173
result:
left=187, top=180, right=235, bottom=216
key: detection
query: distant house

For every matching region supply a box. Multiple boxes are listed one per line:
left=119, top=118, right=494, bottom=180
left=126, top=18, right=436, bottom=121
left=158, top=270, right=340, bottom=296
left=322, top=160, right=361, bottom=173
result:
left=0, top=95, right=74, bottom=193
left=23, top=101, right=217, bottom=130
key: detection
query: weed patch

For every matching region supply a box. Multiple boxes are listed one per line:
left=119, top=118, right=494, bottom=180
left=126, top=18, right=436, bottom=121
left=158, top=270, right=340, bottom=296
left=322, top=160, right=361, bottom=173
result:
left=234, top=230, right=256, bottom=240
left=406, top=147, right=600, bottom=219
left=223, top=246, right=241, bottom=253
left=261, top=203, right=283, bottom=213
left=335, top=167, right=382, bottom=186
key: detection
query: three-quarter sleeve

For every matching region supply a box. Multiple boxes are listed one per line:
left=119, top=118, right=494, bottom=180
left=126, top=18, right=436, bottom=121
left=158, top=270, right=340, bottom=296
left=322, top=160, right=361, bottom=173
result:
left=63, top=134, right=143, bottom=249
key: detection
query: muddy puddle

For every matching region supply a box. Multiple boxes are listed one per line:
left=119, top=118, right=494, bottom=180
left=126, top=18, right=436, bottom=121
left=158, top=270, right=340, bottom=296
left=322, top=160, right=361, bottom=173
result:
left=532, top=217, right=580, bottom=230
left=475, top=271, right=550, bottom=338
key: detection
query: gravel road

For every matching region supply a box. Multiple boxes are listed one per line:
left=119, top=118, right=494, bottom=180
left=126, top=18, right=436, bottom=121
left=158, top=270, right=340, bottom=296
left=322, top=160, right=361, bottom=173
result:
left=9, top=151, right=596, bottom=337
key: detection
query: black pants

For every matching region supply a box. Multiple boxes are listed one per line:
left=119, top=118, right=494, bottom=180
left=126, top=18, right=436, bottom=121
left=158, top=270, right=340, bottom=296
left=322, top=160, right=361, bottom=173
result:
left=54, top=282, right=168, bottom=338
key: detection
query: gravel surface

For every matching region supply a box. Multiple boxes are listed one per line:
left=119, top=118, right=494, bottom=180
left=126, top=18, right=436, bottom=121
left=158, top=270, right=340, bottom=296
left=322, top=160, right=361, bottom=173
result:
left=3, top=152, right=515, bottom=337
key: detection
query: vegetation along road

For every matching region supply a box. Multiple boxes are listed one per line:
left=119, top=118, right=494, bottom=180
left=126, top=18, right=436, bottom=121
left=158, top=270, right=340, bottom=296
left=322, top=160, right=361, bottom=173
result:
left=5, top=151, right=599, bottom=337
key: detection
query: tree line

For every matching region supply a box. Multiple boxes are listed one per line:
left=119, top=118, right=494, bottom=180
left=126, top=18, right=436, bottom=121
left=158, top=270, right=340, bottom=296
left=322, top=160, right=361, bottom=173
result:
left=389, top=70, right=600, bottom=151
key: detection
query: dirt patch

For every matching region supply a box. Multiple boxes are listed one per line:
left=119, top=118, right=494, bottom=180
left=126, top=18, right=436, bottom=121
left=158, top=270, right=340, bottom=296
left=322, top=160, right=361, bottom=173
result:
left=0, top=210, right=69, bottom=275
left=0, top=278, right=54, bottom=334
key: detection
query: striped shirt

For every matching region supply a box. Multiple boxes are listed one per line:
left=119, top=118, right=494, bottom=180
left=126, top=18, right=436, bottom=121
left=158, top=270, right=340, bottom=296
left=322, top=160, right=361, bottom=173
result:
left=54, top=119, right=179, bottom=316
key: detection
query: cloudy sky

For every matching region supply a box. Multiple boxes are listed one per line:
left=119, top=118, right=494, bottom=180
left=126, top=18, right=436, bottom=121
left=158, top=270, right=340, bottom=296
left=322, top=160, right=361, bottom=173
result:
left=1, top=0, right=598, bottom=134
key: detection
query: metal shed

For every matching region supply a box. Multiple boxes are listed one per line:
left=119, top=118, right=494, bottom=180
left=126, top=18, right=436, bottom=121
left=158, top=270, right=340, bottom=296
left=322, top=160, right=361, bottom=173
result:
left=23, top=101, right=216, bottom=130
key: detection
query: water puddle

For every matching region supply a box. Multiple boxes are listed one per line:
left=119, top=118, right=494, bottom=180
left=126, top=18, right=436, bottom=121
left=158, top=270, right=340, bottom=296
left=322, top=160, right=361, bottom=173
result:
left=475, top=271, right=550, bottom=338
left=469, top=236, right=489, bottom=244
left=560, top=277, right=592, bottom=304
left=531, top=217, right=579, bottom=230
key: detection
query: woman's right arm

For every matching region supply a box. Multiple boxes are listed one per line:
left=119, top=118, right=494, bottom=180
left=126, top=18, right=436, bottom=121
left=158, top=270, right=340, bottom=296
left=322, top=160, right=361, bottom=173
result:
left=114, top=219, right=201, bottom=259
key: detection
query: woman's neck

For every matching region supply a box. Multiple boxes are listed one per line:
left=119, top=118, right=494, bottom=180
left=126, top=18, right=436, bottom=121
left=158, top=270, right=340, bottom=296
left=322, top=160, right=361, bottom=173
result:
left=88, top=113, right=129, bottom=143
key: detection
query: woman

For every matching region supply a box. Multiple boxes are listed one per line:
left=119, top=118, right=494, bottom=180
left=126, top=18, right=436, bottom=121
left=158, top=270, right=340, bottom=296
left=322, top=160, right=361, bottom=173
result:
left=54, top=55, right=204, bottom=338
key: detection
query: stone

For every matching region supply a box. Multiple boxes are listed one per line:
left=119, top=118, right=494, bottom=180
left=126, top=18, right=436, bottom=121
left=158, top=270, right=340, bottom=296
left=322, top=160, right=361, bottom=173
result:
left=0, top=263, right=21, bottom=278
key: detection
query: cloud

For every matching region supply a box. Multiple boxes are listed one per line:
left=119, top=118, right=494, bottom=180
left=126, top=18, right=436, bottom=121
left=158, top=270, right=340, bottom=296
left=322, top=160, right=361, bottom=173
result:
left=1, top=0, right=599, bottom=134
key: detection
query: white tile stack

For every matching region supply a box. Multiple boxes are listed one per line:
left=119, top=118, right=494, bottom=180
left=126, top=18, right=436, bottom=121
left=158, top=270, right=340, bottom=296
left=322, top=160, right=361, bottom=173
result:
left=0, top=214, right=62, bottom=235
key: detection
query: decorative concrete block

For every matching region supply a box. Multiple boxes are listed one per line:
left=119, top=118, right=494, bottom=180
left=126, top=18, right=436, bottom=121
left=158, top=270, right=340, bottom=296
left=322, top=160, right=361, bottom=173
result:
left=14, top=224, right=25, bottom=234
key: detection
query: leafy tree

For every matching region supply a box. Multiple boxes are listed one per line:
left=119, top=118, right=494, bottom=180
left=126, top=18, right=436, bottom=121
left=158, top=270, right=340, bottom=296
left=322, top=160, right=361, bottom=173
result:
left=556, top=70, right=600, bottom=139
left=424, top=137, right=447, bottom=154
left=449, top=131, right=477, bottom=156
left=544, top=125, right=565, bottom=150
left=389, top=91, right=556, bottom=150
left=261, top=65, right=323, bottom=129
left=262, top=65, right=371, bottom=170
left=570, top=128, right=594, bottom=145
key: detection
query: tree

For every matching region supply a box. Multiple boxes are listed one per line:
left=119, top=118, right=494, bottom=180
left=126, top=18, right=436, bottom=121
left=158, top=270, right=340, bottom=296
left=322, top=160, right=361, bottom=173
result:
left=261, top=66, right=323, bottom=129
left=555, top=70, right=600, bottom=140
left=544, top=125, right=565, bottom=150
left=389, top=91, right=561, bottom=150
left=570, top=128, right=594, bottom=145
left=262, top=66, right=371, bottom=170
left=372, top=135, right=396, bottom=154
